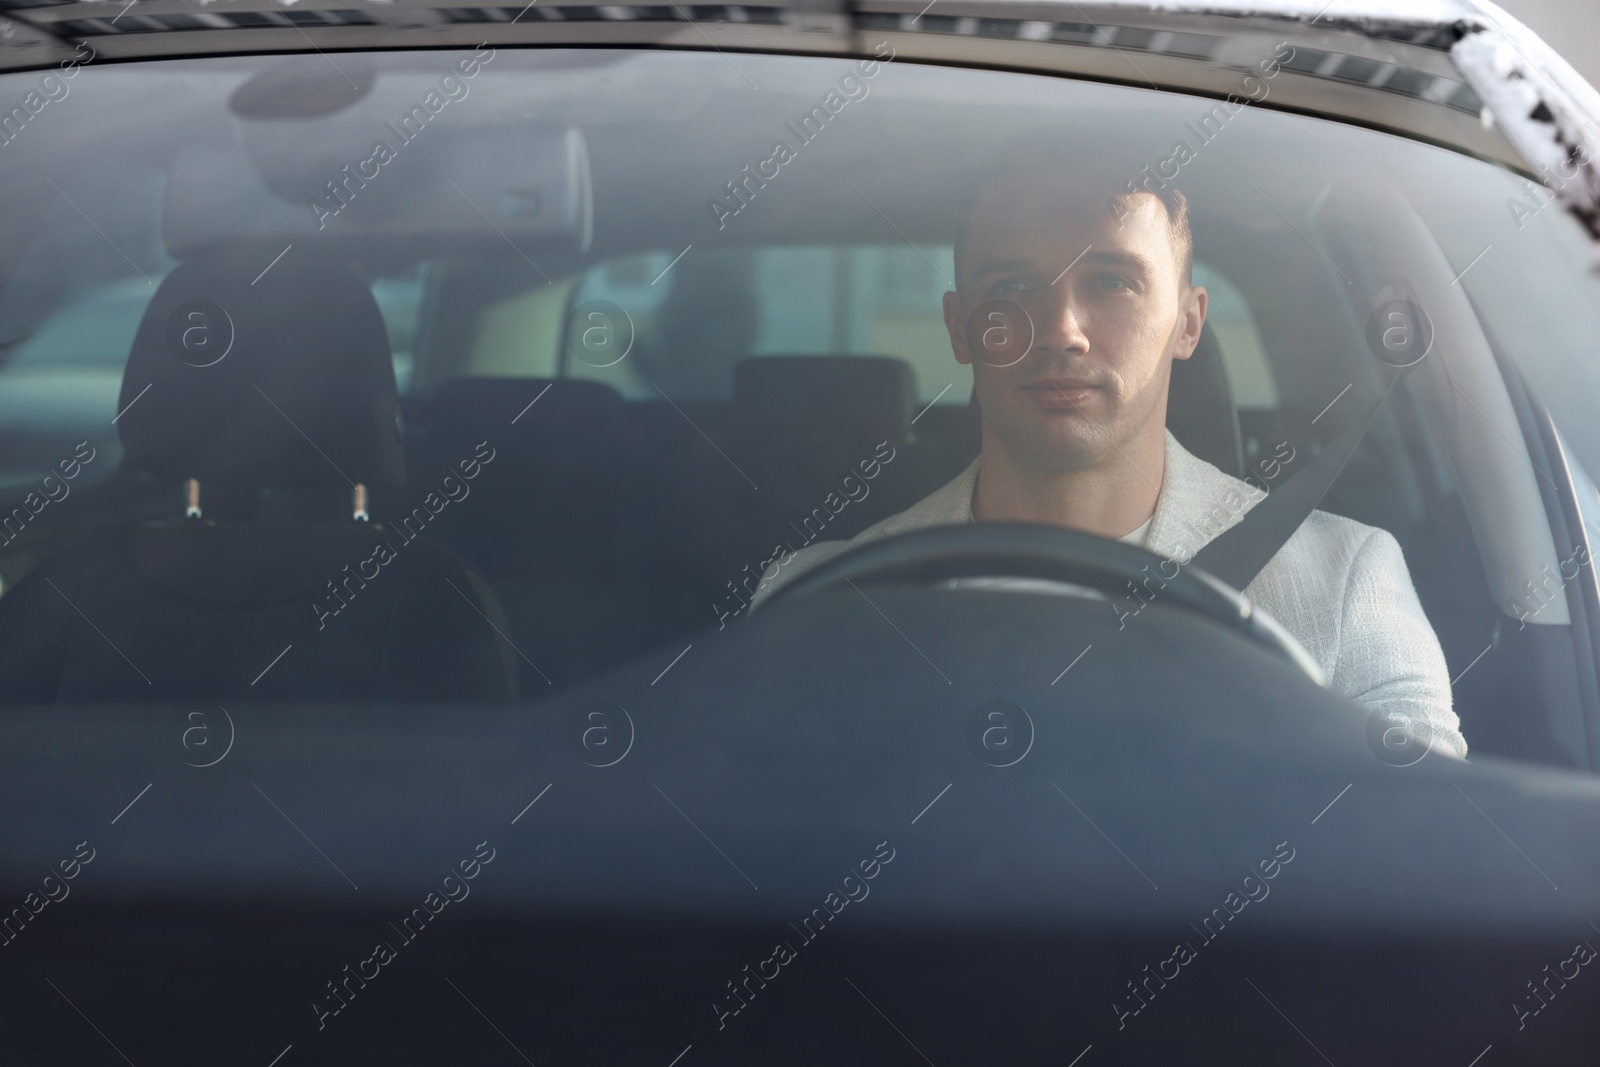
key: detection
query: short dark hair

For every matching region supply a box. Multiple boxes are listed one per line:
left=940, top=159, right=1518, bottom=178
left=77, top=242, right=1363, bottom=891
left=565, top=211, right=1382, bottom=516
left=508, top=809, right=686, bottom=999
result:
left=952, top=142, right=1193, bottom=289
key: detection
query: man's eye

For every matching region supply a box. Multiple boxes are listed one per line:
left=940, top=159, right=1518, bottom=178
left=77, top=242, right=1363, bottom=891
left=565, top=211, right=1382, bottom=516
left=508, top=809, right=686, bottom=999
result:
left=1094, top=273, right=1131, bottom=290
left=992, top=277, right=1030, bottom=295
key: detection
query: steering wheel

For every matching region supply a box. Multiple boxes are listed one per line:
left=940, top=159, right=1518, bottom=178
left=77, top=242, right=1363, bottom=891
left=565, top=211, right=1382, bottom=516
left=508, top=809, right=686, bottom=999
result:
left=761, top=523, right=1325, bottom=684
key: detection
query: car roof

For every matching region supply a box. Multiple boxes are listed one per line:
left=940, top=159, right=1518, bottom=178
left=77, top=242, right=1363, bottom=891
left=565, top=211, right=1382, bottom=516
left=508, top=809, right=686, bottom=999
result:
left=0, top=0, right=1595, bottom=249
left=0, top=0, right=1502, bottom=50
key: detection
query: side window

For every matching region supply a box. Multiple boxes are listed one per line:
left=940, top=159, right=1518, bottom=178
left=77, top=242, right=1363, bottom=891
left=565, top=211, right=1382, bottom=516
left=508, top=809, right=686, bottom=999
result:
left=824, top=245, right=959, bottom=405
left=0, top=164, right=169, bottom=486
left=371, top=267, right=428, bottom=395
left=563, top=251, right=676, bottom=399
left=564, top=245, right=960, bottom=402
left=1191, top=262, right=1277, bottom=409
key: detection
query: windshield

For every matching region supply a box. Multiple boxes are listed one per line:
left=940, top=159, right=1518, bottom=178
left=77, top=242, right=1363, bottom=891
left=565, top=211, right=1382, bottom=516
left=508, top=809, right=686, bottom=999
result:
left=4, top=46, right=1594, bottom=680
left=4, top=42, right=1600, bottom=1064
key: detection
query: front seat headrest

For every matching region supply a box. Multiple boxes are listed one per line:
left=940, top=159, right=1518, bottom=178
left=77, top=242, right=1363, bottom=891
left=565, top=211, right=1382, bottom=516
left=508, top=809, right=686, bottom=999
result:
left=1167, top=322, right=1243, bottom=479
left=117, top=251, right=404, bottom=491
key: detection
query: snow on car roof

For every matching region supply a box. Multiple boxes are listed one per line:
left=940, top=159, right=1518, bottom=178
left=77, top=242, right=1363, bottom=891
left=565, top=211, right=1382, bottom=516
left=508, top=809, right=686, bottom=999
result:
left=953, top=0, right=1475, bottom=23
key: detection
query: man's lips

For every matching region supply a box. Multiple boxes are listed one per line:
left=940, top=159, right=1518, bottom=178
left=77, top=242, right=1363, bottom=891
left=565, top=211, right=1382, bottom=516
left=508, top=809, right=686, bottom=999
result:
left=1021, top=378, right=1100, bottom=408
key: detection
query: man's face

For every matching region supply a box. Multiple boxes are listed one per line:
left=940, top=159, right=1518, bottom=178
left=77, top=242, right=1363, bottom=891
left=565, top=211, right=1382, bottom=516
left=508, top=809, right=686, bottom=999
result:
left=943, top=175, right=1207, bottom=473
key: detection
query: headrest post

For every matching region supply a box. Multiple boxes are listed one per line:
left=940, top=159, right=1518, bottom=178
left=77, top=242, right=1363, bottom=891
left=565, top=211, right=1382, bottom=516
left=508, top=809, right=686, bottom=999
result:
left=353, top=483, right=369, bottom=523
left=185, top=478, right=202, bottom=519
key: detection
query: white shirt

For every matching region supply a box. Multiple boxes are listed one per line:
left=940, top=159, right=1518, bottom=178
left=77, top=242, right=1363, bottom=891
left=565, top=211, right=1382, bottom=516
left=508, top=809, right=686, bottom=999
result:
left=752, top=430, right=1466, bottom=759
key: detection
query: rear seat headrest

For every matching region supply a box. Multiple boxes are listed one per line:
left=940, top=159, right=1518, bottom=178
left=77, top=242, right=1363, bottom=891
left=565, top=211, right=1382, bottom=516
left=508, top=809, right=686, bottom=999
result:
left=733, top=356, right=915, bottom=442
left=118, top=252, right=403, bottom=490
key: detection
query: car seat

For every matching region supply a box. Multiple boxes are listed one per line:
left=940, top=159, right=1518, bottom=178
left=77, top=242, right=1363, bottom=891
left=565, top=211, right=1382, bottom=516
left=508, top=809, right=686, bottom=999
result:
left=0, top=250, right=518, bottom=704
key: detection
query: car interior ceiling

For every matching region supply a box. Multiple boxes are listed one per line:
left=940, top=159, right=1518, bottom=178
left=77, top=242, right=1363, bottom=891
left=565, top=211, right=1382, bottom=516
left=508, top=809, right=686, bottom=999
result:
left=0, top=70, right=1587, bottom=774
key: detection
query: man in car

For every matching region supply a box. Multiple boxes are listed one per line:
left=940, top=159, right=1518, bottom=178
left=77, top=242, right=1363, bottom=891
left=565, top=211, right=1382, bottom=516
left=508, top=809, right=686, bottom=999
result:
left=753, top=150, right=1467, bottom=759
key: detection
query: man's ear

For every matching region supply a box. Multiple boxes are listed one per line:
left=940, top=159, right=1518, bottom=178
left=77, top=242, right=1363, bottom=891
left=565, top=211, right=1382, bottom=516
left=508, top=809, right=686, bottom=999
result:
left=943, top=290, right=974, bottom=366
left=1171, top=285, right=1208, bottom=362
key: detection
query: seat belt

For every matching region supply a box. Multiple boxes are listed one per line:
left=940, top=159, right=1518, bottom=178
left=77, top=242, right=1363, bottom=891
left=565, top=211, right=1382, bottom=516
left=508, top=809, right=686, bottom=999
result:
left=1189, top=375, right=1401, bottom=591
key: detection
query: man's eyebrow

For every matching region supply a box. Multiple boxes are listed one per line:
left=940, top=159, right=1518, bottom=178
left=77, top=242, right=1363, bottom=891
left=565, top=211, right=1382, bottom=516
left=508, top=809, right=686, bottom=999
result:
left=1079, top=249, right=1154, bottom=274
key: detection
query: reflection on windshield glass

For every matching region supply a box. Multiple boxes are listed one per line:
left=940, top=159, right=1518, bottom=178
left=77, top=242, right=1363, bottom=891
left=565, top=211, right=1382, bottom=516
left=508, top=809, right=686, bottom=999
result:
left=2, top=38, right=1600, bottom=1066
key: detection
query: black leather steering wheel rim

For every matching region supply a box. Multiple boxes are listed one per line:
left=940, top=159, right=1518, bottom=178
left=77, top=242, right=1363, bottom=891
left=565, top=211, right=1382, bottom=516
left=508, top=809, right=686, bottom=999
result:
left=761, top=523, right=1325, bottom=683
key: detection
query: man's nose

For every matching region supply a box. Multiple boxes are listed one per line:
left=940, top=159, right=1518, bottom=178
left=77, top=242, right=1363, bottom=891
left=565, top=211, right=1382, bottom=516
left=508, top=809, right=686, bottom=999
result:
left=1031, top=289, right=1090, bottom=356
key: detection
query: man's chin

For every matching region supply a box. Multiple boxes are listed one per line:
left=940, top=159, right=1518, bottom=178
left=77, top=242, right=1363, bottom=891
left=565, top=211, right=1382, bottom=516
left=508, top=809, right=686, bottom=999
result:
left=993, top=423, right=1109, bottom=474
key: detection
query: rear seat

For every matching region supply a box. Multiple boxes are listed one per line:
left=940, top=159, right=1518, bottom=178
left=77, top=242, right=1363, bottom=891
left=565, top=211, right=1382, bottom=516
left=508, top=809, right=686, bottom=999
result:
left=618, top=355, right=960, bottom=643
left=412, top=359, right=974, bottom=684
left=729, top=356, right=933, bottom=530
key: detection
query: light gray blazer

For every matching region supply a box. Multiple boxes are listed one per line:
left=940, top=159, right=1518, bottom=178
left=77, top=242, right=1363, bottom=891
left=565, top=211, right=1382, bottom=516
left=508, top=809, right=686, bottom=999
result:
left=752, top=430, right=1467, bottom=759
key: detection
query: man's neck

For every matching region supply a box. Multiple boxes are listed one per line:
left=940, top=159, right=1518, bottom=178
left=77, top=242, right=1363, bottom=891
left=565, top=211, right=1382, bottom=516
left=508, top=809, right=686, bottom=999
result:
left=971, top=426, right=1166, bottom=539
